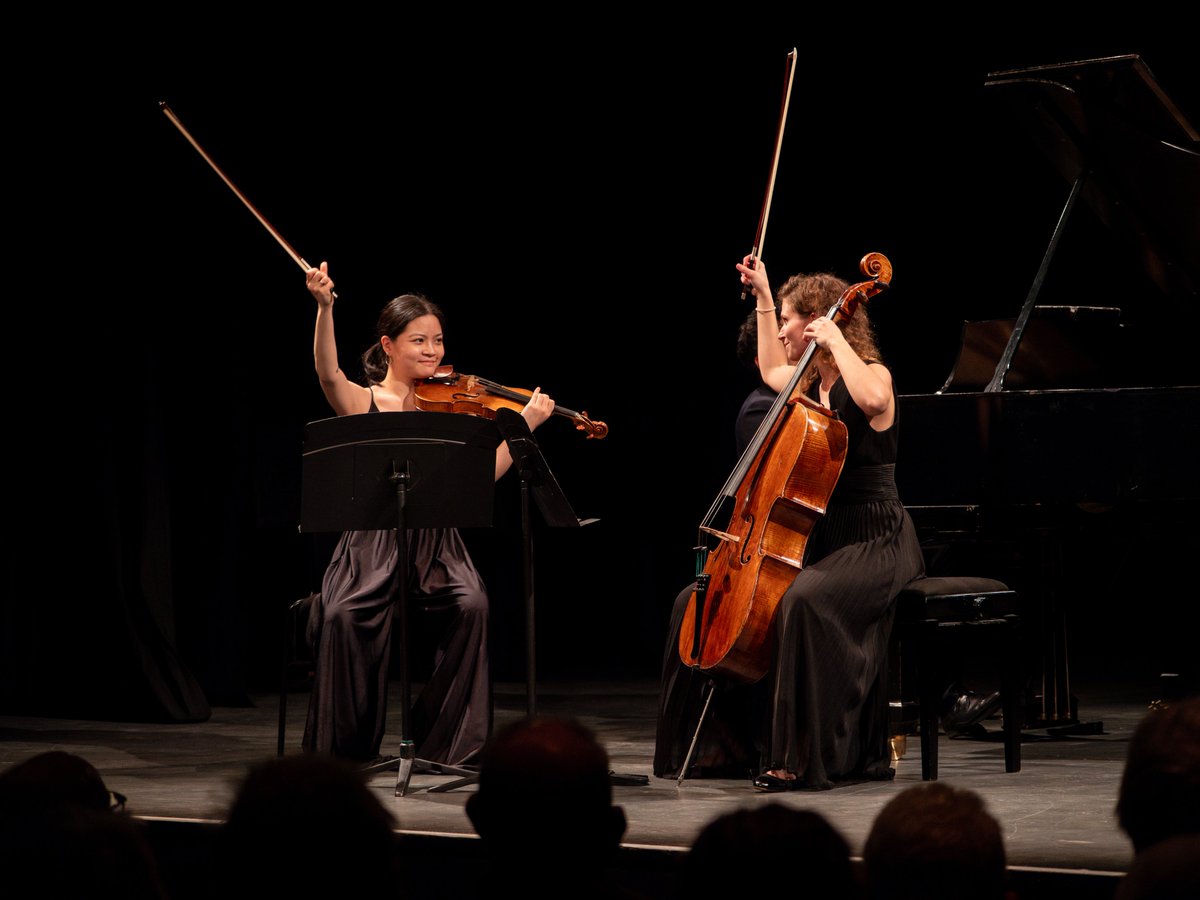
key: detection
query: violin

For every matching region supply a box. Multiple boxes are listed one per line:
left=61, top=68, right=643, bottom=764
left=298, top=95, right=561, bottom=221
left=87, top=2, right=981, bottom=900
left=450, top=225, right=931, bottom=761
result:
left=414, top=369, right=609, bottom=439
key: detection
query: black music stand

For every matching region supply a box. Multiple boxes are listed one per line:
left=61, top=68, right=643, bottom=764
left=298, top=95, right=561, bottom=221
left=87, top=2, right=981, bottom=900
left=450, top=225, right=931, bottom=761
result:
left=425, top=409, right=644, bottom=792
left=301, top=411, right=498, bottom=796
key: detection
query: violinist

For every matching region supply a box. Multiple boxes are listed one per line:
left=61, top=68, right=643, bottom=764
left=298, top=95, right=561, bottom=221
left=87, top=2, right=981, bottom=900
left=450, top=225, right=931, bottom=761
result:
left=654, top=256, right=924, bottom=791
left=734, top=306, right=780, bottom=457
left=301, top=262, right=554, bottom=767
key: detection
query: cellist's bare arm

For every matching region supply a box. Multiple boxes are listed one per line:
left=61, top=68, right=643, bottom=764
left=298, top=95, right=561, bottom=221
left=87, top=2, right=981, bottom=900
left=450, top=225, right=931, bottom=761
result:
left=308, top=262, right=372, bottom=416
left=805, top=317, right=895, bottom=430
left=736, top=255, right=792, bottom=393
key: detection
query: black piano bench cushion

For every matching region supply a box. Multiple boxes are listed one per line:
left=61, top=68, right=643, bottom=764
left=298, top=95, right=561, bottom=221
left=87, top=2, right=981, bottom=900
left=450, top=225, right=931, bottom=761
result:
left=900, top=576, right=1009, bottom=598
left=896, top=577, right=1019, bottom=623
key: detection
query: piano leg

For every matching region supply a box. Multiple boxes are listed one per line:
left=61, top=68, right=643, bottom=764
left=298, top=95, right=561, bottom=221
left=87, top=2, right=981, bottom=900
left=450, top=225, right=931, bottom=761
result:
left=1030, top=528, right=1103, bottom=736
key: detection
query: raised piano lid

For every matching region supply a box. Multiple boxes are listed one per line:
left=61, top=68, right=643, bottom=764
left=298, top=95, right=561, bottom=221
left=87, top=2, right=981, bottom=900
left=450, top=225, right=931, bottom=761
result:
left=932, top=54, right=1199, bottom=395
left=942, top=305, right=1136, bottom=392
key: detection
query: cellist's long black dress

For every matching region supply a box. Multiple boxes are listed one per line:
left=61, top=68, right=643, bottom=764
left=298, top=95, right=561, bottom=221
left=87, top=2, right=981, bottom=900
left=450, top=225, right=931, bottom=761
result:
left=654, top=374, right=923, bottom=788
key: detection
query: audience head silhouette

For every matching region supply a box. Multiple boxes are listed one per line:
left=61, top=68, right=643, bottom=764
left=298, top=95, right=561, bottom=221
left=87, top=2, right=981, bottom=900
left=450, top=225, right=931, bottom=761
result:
left=466, top=716, right=626, bottom=865
left=0, top=750, right=166, bottom=899
left=863, top=781, right=1008, bottom=900
left=1116, top=697, right=1200, bottom=854
left=0, top=749, right=111, bottom=814
left=219, top=754, right=400, bottom=898
left=1114, top=833, right=1200, bottom=899
left=681, top=803, right=854, bottom=897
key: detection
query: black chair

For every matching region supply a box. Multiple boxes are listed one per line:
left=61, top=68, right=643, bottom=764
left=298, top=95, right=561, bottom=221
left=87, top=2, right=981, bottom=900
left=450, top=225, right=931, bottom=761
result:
left=277, top=593, right=318, bottom=757
left=892, top=576, right=1023, bottom=780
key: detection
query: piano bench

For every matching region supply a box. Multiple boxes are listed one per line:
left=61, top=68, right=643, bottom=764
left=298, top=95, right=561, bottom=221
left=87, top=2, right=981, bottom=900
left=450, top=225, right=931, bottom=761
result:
left=893, top=576, right=1023, bottom=781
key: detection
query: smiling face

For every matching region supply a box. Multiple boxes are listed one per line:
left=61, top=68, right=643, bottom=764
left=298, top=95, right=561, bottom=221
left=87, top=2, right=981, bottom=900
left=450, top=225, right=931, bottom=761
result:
left=381, top=314, right=445, bottom=382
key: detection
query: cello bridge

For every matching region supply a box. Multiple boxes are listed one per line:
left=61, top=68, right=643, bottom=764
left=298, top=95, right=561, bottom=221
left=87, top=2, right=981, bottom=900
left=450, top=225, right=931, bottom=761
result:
left=699, top=526, right=740, bottom=545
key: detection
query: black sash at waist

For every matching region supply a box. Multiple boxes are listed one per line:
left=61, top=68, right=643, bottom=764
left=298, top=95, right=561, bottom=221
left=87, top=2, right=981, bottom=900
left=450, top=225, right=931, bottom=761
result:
left=832, top=463, right=899, bottom=504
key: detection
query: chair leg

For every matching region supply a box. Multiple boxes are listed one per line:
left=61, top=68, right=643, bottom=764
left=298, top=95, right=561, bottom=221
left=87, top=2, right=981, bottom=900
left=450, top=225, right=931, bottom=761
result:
left=917, top=627, right=939, bottom=781
left=279, top=593, right=316, bottom=758
left=278, top=603, right=290, bottom=758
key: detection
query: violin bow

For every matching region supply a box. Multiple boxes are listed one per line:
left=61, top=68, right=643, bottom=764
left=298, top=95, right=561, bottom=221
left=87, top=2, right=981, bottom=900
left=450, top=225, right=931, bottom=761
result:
left=159, top=102, right=327, bottom=291
left=740, top=48, right=798, bottom=301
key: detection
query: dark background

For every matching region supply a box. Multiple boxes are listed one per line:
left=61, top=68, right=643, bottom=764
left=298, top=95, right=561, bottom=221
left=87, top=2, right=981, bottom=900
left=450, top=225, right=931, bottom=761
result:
left=5, top=22, right=1196, bottom=720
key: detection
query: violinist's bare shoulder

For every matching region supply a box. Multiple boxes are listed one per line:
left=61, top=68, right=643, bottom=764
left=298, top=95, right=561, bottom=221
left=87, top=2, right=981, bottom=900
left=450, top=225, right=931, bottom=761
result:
left=362, top=381, right=412, bottom=413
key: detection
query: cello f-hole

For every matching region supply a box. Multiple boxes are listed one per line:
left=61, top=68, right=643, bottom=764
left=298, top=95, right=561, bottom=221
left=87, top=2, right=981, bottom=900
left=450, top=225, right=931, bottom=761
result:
left=738, top=515, right=757, bottom=566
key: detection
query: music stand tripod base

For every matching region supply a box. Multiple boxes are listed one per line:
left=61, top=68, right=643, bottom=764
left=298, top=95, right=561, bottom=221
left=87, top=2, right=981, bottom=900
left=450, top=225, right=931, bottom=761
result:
left=357, top=742, right=479, bottom=796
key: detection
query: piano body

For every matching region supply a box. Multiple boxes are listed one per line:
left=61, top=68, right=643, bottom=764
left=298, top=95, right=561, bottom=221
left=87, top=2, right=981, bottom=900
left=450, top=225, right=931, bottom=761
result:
left=897, top=55, right=1200, bottom=726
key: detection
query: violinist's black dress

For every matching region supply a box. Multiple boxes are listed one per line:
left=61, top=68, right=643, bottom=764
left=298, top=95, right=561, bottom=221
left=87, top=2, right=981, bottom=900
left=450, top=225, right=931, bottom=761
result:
left=302, top=399, right=490, bottom=766
left=654, top=374, right=923, bottom=788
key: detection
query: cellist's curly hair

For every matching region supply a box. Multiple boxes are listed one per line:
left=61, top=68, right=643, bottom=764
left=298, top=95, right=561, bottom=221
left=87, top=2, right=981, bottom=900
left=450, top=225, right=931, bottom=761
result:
left=360, top=294, right=445, bottom=385
left=776, top=272, right=882, bottom=392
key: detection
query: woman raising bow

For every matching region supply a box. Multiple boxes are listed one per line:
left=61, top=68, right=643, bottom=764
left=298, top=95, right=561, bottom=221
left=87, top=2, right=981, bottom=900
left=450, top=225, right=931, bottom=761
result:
left=302, top=262, right=554, bottom=767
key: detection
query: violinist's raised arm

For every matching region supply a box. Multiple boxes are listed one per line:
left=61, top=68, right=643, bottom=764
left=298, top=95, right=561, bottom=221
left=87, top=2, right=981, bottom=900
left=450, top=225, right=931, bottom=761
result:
left=307, top=262, right=373, bottom=416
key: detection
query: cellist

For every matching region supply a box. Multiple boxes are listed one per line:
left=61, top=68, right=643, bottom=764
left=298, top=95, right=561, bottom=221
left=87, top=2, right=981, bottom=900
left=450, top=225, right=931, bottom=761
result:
left=653, top=256, right=923, bottom=791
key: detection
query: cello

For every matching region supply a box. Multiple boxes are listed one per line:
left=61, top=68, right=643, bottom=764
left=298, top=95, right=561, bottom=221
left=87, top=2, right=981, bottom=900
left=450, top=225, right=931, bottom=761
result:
left=678, top=252, right=893, bottom=683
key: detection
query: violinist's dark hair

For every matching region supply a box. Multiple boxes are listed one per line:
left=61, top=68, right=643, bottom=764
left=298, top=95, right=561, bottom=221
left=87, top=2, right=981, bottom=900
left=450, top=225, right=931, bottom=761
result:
left=361, top=293, right=445, bottom=385
left=777, top=272, right=882, bottom=392
left=737, top=306, right=776, bottom=371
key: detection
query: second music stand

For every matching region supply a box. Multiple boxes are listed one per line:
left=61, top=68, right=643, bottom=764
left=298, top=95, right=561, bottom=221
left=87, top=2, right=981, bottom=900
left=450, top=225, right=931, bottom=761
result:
left=427, top=409, right=585, bottom=792
left=427, top=409, right=643, bottom=792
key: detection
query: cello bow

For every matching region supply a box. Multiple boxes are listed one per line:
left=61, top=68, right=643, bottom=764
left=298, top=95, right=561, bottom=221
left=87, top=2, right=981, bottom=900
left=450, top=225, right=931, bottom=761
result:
left=739, top=48, right=798, bottom=301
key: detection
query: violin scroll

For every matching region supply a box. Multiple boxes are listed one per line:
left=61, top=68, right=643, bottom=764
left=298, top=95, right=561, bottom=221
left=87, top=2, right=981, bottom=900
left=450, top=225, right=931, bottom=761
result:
left=573, top=414, right=608, bottom=440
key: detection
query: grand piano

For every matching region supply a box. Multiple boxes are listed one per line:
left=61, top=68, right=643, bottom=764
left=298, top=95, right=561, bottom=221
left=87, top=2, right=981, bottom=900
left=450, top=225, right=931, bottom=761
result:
left=896, top=55, right=1200, bottom=726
